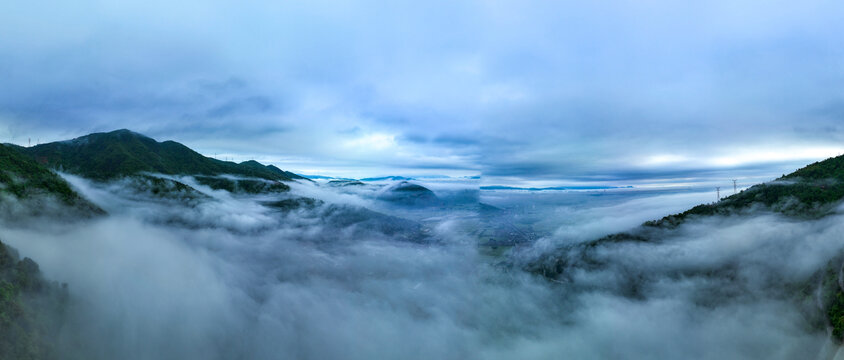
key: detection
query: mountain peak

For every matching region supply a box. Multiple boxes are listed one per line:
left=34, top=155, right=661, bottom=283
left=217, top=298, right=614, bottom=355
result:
left=22, top=130, right=297, bottom=182
left=239, top=160, right=263, bottom=167
left=86, top=128, right=151, bottom=140
left=59, top=128, right=151, bottom=146
left=108, top=128, right=143, bottom=136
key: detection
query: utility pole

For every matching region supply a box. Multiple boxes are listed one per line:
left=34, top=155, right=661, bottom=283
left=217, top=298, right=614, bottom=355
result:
left=716, top=187, right=721, bottom=202
left=732, top=179, right=737, bottom=194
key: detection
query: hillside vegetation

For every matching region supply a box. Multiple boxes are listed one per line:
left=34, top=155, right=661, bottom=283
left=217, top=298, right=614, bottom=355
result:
left=647, top=154, right=844, bottom=228
left=528, top=154, right=844, bottom=277
left=0, top=240, right=66, bottom=360
left=21, top=129, right=296, bottom=182
left=0, top=144, right=79, bottom=204
left=0, top=144, right=101, bottom=215
left=524, top=153, right=844, bottom=343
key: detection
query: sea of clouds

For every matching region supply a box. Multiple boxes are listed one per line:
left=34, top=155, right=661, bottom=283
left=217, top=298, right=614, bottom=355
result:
left=3, top=177, right=844, bottom=359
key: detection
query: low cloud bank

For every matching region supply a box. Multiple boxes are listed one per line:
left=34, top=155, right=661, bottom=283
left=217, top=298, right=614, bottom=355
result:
left=2, top=177, right=843, bottom=359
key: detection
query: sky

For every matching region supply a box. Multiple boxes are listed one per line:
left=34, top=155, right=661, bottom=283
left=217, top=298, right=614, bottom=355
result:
left=1, top=0, right=844, bottom=185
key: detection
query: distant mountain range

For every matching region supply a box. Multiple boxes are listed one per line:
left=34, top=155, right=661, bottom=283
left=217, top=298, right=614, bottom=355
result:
left=304, top=175, right=442, bottom=182
left=301, top=175, right=345, bottom=180
left=481, top=185, right=633, bottom=191
left=360, top=176, right=414, bottom=182
left=305, top=174, right=479, bottom=182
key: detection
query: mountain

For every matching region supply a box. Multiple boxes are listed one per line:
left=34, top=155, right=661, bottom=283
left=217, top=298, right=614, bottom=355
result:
left=481, top=185, right=632, bottom=191
left=263, top=199, right=429, bottom=243
left=0, top=143, right=102, bottom=216
left=360, top=176, right=413, bottom=182
left=122, top=175, right=209, bottom=201
left=647, top=155, right=844, bottom=228
left=21, top=129, right=297, bottom=182
left=528, top=154, right=844, bottom=274
left=301, top=175, right=336, bottom=180
left=301, top=175, right=359, bottom=181
left=327, top=179, right=365, bottom=187
left=522, top=152, right=844, bottom=343
left=377, top=181, right=440, bottom=206
left=265, top=165, right=311, bottom=181
left=0, top=239, right=66, bottom=359
left=194, top=175, right=290, bottom=194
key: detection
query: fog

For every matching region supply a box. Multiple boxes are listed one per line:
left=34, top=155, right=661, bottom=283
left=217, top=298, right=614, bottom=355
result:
left=481, top=189, right=717, bottom=241
left=3, top=177, right=844, bottom=359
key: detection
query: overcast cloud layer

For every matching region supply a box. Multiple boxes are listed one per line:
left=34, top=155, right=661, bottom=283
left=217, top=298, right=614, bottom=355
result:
left=2, top=1, right=843, bottom=183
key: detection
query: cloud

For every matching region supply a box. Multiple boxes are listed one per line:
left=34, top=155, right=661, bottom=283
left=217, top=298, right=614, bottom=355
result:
left=5, top=1, right=844, bottom=357
left=2, top=174, right=843, bottom=359
left=2, top=1, right=844, bottom=180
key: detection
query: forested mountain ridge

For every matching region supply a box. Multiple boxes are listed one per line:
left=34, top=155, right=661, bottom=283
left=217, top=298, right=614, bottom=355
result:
left=523, top=152, right=844, bottom=344
left=19, top=129, right=298, bottom=182
left=0, top=143, right=102, bottom=215
left=527, top=153, right=844, bottom=277
left=648, top=153, right=844, bottom=228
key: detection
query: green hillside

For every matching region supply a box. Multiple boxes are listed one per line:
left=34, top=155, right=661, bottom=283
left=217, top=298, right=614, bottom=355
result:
left=647, top=154, right=844, bottom=228
left=0, top=240, right=66, bottom=360
left=0, top=144, right=77, bottom=204
left=0, top=144, right=101, bottom=214
left=21, top=130, right=296, bottom=182
left=529, top=154, right=844, bottom=276
left=524, top=153, right=844, bottom=343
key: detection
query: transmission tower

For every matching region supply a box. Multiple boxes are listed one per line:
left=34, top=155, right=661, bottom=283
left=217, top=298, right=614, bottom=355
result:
left=732, top=179, right=737, bottom=194
left=716, top=187, right=721, bottom=202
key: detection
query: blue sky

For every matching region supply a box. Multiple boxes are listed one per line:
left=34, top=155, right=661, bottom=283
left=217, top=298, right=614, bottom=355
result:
left=2, top=1, right=843, bottom=185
